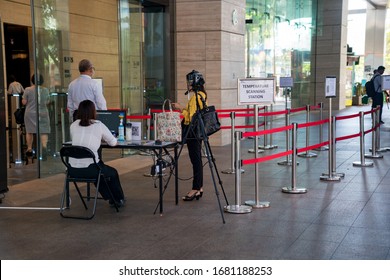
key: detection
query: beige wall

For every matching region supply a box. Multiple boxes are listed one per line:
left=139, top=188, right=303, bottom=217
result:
left=175, top=0, right=246, bottom=145
left=68, top=0, right=120, bottom=109
left=0, top=0, right=121, bottom=109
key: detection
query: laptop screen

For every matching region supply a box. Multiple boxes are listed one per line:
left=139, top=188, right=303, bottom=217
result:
left=96, top=110, right=126, bottom=137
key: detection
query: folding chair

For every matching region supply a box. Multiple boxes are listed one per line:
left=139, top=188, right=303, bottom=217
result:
left=59, top=145, right=119, bottom=220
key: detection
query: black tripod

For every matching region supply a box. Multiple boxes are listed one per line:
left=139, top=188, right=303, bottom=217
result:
left=177, top=90, right=228, bottom=224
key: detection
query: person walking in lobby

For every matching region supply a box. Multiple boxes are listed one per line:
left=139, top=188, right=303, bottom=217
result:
left=22, top=74, right=51, bottom=161
left=7, top=75, right=24, bottom=95
left=67, top=59, right=107, bottom=121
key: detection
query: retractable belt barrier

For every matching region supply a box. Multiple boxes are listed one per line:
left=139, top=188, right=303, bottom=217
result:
left=218, top=103, right=326, bottom=173
left=223, top=106, right=386, bottom=215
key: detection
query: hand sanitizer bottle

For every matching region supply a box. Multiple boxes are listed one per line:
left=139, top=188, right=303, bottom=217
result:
left=118, top=114, right=125, bottom=141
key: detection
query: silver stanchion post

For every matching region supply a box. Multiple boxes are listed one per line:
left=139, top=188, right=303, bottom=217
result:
left=298, top=104, right=317, bottom=158
left=146, top=108, right=151, bottom=140
left=245, top=110, right=271, bottom=207
left=144, top=112, right=161, bottom=177
left=353, top=111, right=374, bottom=167
left=224, top=131, right=252, bottom=214
left=278, top=108, right=298, bottom=166
left=315, top=102, right=329, bottom=151
left=258, top=105, right=277, bottom=150
left=374, top=106, right=390, bottom=152
left=139, top=108, right=152, bottom=156
left=222, top=112, right=244, bottom=174
left=322, top=116, right=345, bottom=178
left=282, top=123, right=307, bottom=193
left=248, top=105, right=264, bottom=154
left=365, top=109, right=383, bottom=159
left=320, top=98, right=341, bottom=181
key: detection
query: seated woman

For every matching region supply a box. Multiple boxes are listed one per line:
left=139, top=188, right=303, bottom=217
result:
left=70, top=99, right=125, bottom=207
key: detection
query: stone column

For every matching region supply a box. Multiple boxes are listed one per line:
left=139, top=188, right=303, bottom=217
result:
left=175, top=0, right=246, bottom=145
left=313, top=0, right=348, bottom=110
left=364, top=6, right=387, bottom=77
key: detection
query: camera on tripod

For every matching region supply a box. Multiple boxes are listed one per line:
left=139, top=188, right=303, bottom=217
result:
left=186, top=70, right=205, bottom=92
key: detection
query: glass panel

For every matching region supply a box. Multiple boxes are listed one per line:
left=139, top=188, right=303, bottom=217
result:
left=119, top=0, right=143, bottom=116
left=245, top=0, right=315, bottom=106
left=32, top=0, right=71, bottom=177
left=119, top=0, right=170, bottom=140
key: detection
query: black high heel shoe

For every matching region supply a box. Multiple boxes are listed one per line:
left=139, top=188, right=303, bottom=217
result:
left=199, top=188, right=204, bottom=197
left=182, top=191, right=201, bottom=201
left=25, top=150, right=35, bottom=165
left=25, top=150, right=34, bottom=157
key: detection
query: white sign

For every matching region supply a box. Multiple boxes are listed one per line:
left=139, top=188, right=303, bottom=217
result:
left=238, top=78, right=275, bottom=105
left=325, top=76, right=337, bottom=98
left=130, top=122, right=142, bottom=141
left=382, top=75, right=390, bottom=90
left=280, top=77, right=294, bottom=88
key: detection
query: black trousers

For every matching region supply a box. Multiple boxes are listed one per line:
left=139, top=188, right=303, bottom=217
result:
left=372, top=93, right=384, bottom=122
left=186, top=138, right=203, bottom=190
left=86, top=162, right=125, bottom=202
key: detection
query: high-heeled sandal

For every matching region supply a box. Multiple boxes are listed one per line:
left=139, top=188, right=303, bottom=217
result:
left=199, top=188, right=204, bottom=197
left=25, top=150, right=34, bottom=157
left=25, top=149, right=35, bottom=165
left=182, top=191, right=201, bottom=201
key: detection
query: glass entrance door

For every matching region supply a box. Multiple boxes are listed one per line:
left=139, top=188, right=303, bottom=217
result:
left=119, top=0, right=171, bottom=139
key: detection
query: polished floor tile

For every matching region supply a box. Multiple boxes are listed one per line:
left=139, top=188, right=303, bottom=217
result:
left=2, top=105, right=390, bottom=260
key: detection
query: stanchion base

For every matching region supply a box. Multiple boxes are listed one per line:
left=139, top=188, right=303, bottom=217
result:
left=248, top=149, right=264, bottom=153
left=122, top=149, right=139, bottom=156
left=281, top=187, right=307, bottom=194
left=277, top=160, right=299, bottom=166
left=221, top=168, right=245, bottom=174
left=369, top=147, right=390, bottom=152
left=298, top=152, right=317, bottom=158
left=138, top=150, right=151, bottom=156
left=244, top=200, right=270, bottom=208
left=322, top=172, right=345, bottom=178
left=224, top=204, right=252, bottom=214
left=320, top=175, right=341, bottom=181
left=258, top=145, right=278, bottom=150
left=143, top=172, right=166, bottom=177
left=365, top=153, right=383, bottom=159
left=314, top=146, right=329, bottom=151
left=353, top=161, right=374, bottom=167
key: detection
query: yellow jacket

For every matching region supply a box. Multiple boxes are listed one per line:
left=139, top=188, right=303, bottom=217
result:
left=182, top=90, right=207, bottom=125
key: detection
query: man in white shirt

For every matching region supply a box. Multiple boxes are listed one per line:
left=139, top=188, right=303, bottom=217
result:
left=372, top=65, right=386, bottom=124
left=67, top=59, right=107, bottom=120
left=7, top=75, right=24, bottom=95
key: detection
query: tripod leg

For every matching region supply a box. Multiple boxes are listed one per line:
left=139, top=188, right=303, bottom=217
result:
left=194, top=112, right=225, bottom=223
left=204, top=140, right=229, bottom=205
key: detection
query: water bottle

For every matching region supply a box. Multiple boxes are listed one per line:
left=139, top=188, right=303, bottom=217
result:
left=118, top=114, right=125, bottom=141
left=126, top=121, right=132, bottom=141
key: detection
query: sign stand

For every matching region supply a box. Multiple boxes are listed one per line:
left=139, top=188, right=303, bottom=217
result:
left=320, top=76, right=341, bottom=182
left=238, top=78, right=274, bottom=209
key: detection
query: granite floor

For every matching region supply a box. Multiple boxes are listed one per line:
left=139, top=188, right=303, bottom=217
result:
left=2, top=104, right=390, bottom=260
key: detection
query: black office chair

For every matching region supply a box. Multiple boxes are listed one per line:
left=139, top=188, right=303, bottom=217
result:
left=59, top=145, right=119, bottom=220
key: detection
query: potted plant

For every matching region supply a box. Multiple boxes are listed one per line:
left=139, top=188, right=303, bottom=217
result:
left=352, top=82, right=363, bottom=105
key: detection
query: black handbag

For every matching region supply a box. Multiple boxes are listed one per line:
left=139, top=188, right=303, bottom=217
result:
left=193, top=96, right=221, bottom=139
left=14, top=107, right=25, bottom=125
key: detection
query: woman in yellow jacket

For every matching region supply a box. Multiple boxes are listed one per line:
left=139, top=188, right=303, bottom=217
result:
left=173, top=70, right=207, bottom=201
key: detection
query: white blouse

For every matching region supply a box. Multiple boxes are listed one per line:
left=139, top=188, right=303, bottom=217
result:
left=70, top=120, right=117, bottom=167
